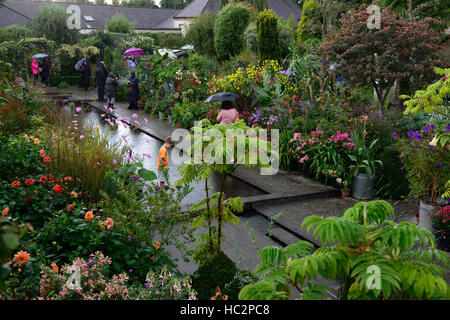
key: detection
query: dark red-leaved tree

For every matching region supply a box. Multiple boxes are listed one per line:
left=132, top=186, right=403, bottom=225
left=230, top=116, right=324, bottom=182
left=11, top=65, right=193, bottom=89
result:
left=320, top=5, right=442, bottom=109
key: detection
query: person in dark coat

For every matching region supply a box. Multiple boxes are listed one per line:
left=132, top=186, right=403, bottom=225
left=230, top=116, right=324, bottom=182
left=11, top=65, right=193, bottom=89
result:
left=39, top=58, right=50, bottom=88
left=94, top=61, right=108, bottom=102
left=78, top=59, right=91, bottom=91
left=127, top=71, right=139, bottom=110
left=105, top=72, right=118, bottom=109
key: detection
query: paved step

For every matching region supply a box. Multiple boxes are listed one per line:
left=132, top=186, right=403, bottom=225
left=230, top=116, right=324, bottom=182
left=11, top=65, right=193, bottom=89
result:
left=268, top=226, right=305, bottom=247
left=254, top=196, right=358, bottom=247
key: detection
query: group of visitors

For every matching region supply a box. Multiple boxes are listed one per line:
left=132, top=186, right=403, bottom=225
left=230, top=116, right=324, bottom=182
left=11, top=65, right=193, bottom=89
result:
left=30, top=58, right=50, bottom=87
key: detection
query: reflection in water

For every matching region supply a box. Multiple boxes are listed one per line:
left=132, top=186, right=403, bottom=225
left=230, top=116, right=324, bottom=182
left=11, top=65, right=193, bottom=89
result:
left=69, top=104, right=264, bottom=205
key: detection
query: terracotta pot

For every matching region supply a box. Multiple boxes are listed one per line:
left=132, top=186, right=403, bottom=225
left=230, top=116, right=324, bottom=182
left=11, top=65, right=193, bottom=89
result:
left=341, top=189, right=351, bottom=197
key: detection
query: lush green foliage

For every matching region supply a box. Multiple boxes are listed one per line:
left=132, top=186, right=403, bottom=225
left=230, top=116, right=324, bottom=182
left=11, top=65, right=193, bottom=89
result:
left=105, top=13, right=136, bottom=34
left=185, top=13, right=217, bottom=58
left=213, top=3, right=251, bottom=61
left=240, top=201, right=450, bottom=300
left=256, top=9, right=279, bottom=62
left=191, top=250, right=238, bottom=300
left=28, top=5, right=79, bottom=44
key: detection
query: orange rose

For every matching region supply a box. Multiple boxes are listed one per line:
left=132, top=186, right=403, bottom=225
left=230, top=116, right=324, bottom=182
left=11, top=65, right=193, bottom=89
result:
left=85, top=211, right=94, bottom=222
left=155, top=242, right=161, bottom=250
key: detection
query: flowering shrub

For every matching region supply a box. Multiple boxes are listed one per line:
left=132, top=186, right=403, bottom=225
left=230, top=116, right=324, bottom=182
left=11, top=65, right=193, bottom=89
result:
left=396, top=124, right=449, bottom=204
left=131, top=267, right=197, bottom=300
left=432, top=206, right=450, bottom=232
left=170, top=102, right=218, bottom=129
left=23, top=205, right=161, bottom=283
left=39, top=251, right=131, bottom=300
left=0, top=173, right=83, bottom=229
left=209, top=60, right=297, bottom=109
left=290, top=128, right=355, bottom=182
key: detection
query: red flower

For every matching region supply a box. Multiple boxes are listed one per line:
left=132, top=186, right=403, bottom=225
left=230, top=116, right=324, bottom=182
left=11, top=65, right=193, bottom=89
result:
left=39, top=176, right=47, bottom=184
left=43, top=156, right=51, bottom=164
left=11, top=180, right=21, bottom=188
left=66, top=205, right=74, bottom=211
left=25, top=179, right=35, bottom=186
left=64, top=177, right=72, bottom=181
left=23, top=197, right=31, bottom=202
left=52, top=184, right=63, bottom=194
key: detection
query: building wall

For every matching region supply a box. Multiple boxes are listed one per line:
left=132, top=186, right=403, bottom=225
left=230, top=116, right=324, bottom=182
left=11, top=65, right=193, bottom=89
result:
left=173, top=18, right=194, bottom=36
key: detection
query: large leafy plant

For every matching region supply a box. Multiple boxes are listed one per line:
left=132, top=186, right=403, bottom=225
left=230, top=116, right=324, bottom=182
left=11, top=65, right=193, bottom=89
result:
left=177, top=119, right=276, bottom=261
left=239, top=200, right=449, bottom=300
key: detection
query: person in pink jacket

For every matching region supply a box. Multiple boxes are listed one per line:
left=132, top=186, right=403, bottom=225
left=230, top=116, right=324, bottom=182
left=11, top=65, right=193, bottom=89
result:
left=31, top=58, right=39, bottom=86
left=217, top=101, right=239, bottom=125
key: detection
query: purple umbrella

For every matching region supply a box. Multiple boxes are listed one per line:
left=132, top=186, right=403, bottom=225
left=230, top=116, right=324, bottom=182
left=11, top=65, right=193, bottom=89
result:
left=124, top=48, right=145, bottom=56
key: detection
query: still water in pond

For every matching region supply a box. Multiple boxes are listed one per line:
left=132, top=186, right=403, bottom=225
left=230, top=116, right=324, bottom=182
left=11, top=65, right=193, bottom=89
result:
left=69, top=104, right=264, bottom=205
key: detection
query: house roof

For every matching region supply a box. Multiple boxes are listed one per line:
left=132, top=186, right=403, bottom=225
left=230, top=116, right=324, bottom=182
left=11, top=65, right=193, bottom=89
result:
left=174, top=0, right=302, bottom=21
left=174, top=0, right=220, bottom=19
left=0, top=0, right=180, bottom=30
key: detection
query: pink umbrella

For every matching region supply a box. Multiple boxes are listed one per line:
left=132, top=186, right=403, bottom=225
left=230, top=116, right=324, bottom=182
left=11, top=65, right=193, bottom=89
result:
left=124, top=48, right=145, bottom=56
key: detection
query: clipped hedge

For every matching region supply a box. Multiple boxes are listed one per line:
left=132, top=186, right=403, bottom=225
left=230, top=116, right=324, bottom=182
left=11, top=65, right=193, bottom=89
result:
left=256, top=9, right=279, bottom=62
left=213, top=3, right=251, bottom=61
left=191, top=250, right=237, bottom=300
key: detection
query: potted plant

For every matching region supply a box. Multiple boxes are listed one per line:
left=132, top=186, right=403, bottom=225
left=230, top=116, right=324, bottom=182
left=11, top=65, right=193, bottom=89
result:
left=348, top=133, right=382, bottom=199
left=431, top=205, right=450, bottom=251
left=396, top=125, right=449, bottom=231
left=337, top=176, right=352, bottom=197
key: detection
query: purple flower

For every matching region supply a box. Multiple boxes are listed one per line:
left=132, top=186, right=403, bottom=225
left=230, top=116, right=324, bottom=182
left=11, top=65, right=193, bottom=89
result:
left=129, top=269, right=134, bottom=273
left=400, top=167, right=404, bottom=171
left=429, top=146, right=436, bottom=151
left=144, top=282, right=150, bottom=289
left=114, top=168, right=120, bottom=172
left=127, top=236, right=132, bottom=241
left=436, top=163, right=443, bottom=168
left=130, top=175, right=140, bottom=180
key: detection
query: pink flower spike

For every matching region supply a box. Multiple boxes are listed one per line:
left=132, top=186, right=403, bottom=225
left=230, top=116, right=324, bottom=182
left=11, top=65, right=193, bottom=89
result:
left=143, top=153, right=152, bottom=158
left=101, top=114, right=105, bottom=118
left=113, top=159, right=117, bottom=164
left=75, top=107, right=82, bottom=113
left=79, top=135, right=85, bottom=139
left=144, top=118, right=148, bottom=123
left=109, top=108, right=113, bottom=113
left=134, top=120, right=140, bottom=126
left=132, top=113, right=138, bottom=119
left=104, top=105, right=108, bottom=110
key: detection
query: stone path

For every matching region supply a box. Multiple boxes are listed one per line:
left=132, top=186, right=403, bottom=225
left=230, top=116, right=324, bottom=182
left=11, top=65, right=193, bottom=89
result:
left=44, top=87, right=435, bottom=298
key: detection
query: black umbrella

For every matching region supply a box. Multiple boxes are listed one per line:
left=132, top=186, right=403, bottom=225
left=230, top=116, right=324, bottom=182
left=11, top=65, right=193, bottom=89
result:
left=205, top=92, right=239, bottom=103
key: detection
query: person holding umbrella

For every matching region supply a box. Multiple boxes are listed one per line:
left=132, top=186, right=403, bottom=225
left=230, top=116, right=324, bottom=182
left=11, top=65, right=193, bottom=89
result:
left=94, top=61, right=108, bottom=102
left=30, top=58, right=39, bottom=86
left=205, top=92, right=240, bottom=125
left=39, top=57, right=50, bottom=88
left=217, top=100, right=239, bottom=125
left=78, top=59, right=91, bottom=91
left=127, top=71, right=139, bottom=110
